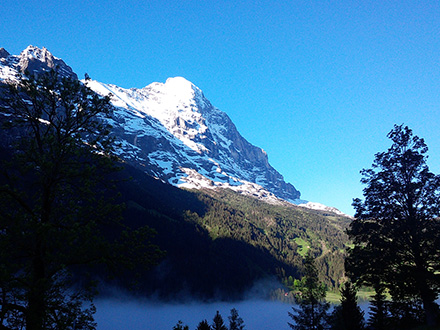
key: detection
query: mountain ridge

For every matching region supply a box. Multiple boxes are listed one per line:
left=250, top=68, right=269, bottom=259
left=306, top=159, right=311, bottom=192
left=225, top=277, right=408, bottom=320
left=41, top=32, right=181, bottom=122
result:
left=0, top=45, right=351, bottom=216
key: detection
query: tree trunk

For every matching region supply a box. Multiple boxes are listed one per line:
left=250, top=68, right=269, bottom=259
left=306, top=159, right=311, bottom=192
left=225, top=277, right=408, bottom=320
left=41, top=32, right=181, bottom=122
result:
left=26, top=241, right=46, bottom=330
left=26, top=289, right=45, bottom=330
left=416, top=269, right=439, bottom=327
left=420, top=289, right=439, bottom=327
left=413, top=249, right=439, bottom=326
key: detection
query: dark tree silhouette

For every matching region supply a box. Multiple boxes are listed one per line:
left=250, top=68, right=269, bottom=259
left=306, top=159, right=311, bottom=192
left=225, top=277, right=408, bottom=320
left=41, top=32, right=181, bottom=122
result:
left=346, top=124, right=440, bottom=327
left=212, top=311, right=227, bottom=330
left=288, top=254, right=330, bottom=330
left=173, top=320, right=189, bottom=330
left=328, top=281, right=364, bottom=330
left=0, top=71, right=161, bottom=330
left=228, top=308, right=245, bottom=330
left=196, top=319, right=212, bottom=330
left=367, top=284, right=389, bottom=330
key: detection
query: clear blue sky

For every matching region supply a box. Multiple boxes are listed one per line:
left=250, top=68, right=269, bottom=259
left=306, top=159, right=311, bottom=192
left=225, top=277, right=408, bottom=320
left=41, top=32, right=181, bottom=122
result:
left=3, top=0, right=440, bottom=215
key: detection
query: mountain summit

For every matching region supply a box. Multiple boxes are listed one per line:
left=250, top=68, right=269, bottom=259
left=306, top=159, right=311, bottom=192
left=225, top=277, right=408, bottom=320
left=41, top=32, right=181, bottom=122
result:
left=86, top=75, right=301, bottom=203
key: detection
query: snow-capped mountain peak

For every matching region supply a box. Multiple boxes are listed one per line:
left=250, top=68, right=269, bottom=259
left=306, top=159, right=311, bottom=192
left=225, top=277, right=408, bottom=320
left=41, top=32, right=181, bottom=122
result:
left=141, top=76, right=207, bottom=109
left=82, top=75, right=302, bottom=203
left=162, top=76, right=197, bottom=98
left=19, top=45, right=52, bottom=62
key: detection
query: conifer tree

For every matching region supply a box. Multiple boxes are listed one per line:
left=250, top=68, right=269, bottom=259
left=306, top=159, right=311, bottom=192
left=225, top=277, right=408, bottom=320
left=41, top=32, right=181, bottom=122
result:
left=329, top=282, right=364, bottom=330
left=228, top=308, right=245, bottom=330
left=367, top=284, right=389, bottom=330
left=173, top=320, right=189, bottom=330
left=288, top=254, right=330, bottom=330
left=212, top=311, right=227, bottom=330
left=196, top=319, right=212, bottom=330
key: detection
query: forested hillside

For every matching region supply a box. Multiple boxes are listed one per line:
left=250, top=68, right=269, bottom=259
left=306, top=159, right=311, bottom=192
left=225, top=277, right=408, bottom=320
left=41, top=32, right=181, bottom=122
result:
left=113, top=163, right=351, bottom=300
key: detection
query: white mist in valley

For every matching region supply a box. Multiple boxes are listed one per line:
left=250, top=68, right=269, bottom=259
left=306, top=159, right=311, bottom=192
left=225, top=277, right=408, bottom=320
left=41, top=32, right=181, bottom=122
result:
left=95, top=296, right=374, bottom=330
left=95, top=299, right=293, bottom=330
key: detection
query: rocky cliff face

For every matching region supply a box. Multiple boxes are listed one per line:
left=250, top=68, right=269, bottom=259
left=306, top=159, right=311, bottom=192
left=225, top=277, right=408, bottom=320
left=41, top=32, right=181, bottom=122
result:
left=0, top=46, right=301, bottom=204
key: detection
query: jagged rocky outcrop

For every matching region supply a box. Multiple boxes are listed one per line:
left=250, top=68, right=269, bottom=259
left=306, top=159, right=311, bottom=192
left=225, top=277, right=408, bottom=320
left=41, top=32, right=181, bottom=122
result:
left=0, top=45, right=77, bottom=80
left=0, top=48, right=10, bottom=59
left=0, top=46, right=302, bottom=204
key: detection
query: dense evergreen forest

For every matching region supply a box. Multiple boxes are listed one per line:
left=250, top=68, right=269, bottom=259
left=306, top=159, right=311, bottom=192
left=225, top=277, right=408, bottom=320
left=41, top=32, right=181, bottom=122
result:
left=113, top=162, right=351, bottom=300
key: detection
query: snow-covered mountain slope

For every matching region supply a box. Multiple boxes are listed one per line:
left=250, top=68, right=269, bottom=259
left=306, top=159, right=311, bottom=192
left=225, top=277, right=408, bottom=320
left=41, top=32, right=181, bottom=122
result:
left=86, top=76, right=301, bottom=203
left=0, top=46, right=350, bottom=216
left=297, top=202, right=352, bottom=218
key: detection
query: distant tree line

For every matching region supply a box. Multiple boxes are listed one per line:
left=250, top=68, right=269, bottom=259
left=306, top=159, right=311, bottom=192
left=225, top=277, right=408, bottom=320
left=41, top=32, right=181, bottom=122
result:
left=173, top=308, right=245, bottom=330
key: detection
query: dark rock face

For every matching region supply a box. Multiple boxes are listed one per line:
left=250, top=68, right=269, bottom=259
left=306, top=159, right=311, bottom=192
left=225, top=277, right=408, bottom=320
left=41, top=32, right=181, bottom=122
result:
left=195, top=94, right=300, bottom=201
left=0, top=48, right=10, bottom=59
left=18, top=46, right=78, bottom=80
left=0, top=46, right=77, bottom=80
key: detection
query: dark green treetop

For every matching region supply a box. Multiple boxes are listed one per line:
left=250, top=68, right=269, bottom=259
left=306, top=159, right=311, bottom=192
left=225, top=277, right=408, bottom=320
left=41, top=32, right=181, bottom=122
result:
left=212, top=311, right=227, bottom=330
left=196, top=319, right=212, bottom=330
left=228, top=308, right=245, bottom=330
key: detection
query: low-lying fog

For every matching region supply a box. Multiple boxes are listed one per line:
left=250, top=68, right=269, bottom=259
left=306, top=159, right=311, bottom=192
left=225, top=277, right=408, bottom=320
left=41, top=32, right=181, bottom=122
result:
left=95, top=299, right=292, bottom=330
left=95, top=298, right=371, bottom=330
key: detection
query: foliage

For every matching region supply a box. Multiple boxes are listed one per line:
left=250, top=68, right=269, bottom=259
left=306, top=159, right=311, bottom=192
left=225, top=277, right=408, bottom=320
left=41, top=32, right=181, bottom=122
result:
left=288, top=255, right=330, bottom=330
left=190, top=188, right=350, bottom=291
left=115, top=164, right=351, bottom=300
left=0, top=70, right=161, bottom=330
left=387, top=296, right=425, bottom=329
left=346, top=124, right=440, bottom=327
left=328, top=281, right=364, bottom=330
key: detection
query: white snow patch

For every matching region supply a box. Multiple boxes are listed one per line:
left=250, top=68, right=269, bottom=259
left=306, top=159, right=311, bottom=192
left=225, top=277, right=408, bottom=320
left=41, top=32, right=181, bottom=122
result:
left=297, top=202, right=352, bottom=218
